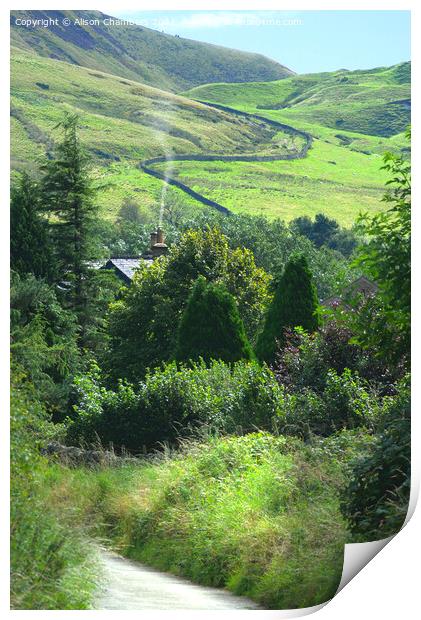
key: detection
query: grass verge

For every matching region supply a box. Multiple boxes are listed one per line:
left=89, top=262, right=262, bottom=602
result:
left=46, top=432, right=349, bottom=609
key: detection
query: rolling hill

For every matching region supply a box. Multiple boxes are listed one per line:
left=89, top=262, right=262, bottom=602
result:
left=10, top=10, right=293, bottom=92
left=10, top=12, right=410, bottom=226
left=11, top=47, right=300, bottom=219
left=157, top=62, right=410, bottom=224
left=184, top=62, right=411, bottom=138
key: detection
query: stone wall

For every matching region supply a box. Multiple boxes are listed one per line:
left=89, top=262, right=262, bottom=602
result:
left=139, top=100, right=313, bottom=215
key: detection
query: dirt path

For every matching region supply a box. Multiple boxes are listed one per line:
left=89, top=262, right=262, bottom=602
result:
left=95, top=549, right=260, bottom=610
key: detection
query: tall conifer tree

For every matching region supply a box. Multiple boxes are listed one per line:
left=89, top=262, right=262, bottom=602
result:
left=256, top=254, right=319, bottom=362
left=176, top=276, right=254, bottom=364
left=41, top=114, right=99, bottom=337
left=11, top=173, right=56, bottom=281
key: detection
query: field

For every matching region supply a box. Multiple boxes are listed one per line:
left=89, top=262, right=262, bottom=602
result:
left=152, top=139, right=388, bottom=225
left=11, top=48, right=299, bottom=220
left=11, top=45, right=410, bottom=226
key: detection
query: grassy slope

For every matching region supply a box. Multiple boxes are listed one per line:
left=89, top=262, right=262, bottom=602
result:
left=184, top=62, right=410, bottom=137
left=11, top=10, right=293, bottom=92
left=159, top=62, right=410, bottom=224
left=11, top=48, right=296, bottom=219
left=46, top=433, right=347, bottom=610
left=11, top=41, right=409, bottom=225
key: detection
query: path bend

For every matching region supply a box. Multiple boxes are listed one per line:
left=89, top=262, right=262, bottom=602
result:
left=139, top=100, right=313, bottom=215
left=95, top=548, right=260, bottom=610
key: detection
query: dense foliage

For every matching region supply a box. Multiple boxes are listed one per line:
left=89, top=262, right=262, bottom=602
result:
left=11, top=173, right=56, bottom=281
left=173, top=210, right=355, bottom=299
left=68, top=357, right=384, bottom=452
left=176, top=277, right=253, bottom=364
left=256, top=254, right=320, bottom=362
left=10, top=378, right=96, bottom=609
left=341, top=376, right=410, bottom=540
left=353, top=131, right=410, bottom=365
left=105, top=227, right=269, bottom=381
left=10, top=272, right=81, bottom=418
left=67, top=360, right=283, bottom=450
left=41, top=113, right=102, bottom=341
left=273, top=318, right=397, bottom=393
left=290, top=213, right=358, bottom=257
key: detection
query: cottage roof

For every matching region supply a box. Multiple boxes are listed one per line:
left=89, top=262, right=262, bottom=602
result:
left=100, top=257, right=153, bottom=283
left=321, top=276, right=378, bottom=309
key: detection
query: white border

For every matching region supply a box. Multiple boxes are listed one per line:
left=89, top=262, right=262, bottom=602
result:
left=2, top=2, right=419, bottom=618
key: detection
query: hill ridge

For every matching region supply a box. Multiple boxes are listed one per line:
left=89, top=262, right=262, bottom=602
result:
left=10, top=10, right=294, bottom=92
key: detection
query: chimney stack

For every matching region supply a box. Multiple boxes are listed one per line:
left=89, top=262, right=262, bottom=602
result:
left=156, top=227, right=164, bottom=244
left=150, top=230, right=158, bottom=250
left=148, top=226, right=169, bottom=259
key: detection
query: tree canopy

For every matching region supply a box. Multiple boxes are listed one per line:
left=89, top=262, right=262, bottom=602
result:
left=11, top=173, right=56, bottom=282
left=352, top=130, right=411, bottom=364
left=106, top=228, right=269, bottom=381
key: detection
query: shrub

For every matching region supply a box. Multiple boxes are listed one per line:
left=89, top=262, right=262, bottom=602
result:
left=175, top=277, right=253, bottom=363
left=276, top=368, right=380, bottom=439
left=341, top=375, right=410, bottom=540
left=67, top=360, right=285, bottom=451
left=273, top=319, right=396, bottom=394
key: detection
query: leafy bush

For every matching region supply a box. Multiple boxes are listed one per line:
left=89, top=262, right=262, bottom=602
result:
left=341, top=375, right=410, bottom=540
left=276, top=368, right=380, bottom=439
left=273, top=319, right=396, bottom=393
left=67, top=360, right=285, bottom=451
left=353, top=137, right=410, bottom=367
left=69, top=357, right=381, bottom=450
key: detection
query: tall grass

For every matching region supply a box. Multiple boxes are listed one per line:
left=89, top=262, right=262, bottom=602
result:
left=50, top=432, right=348, bottom=609
left=10, top=382, right=99, bottom=609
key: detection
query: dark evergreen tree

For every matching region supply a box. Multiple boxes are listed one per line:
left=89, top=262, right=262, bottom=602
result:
left=10, top=173, right=56, bottom=281
left=255, top=254, right=320, bottom=362
left=311, top=213, right=339, bottom=248
left=41, top=114, right=99, bottom=339
left=175, top=276, right=254, bottom=364
left=290, top=213, right=340, bottom=249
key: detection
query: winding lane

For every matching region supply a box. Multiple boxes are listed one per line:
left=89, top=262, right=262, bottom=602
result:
left=140, top=100, right=313, bottom=215
left=95, top=548, right=260, bottom=610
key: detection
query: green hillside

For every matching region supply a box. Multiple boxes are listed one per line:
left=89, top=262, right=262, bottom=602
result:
left=10, top=14, right=410, bottom=227
left=11, top=10, right=293, bottom=92
left=184, top=62, right=411, bottom=137
left=152, top=62, right=409, bottom=224
left=11, top=47, right=298, bottom=219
